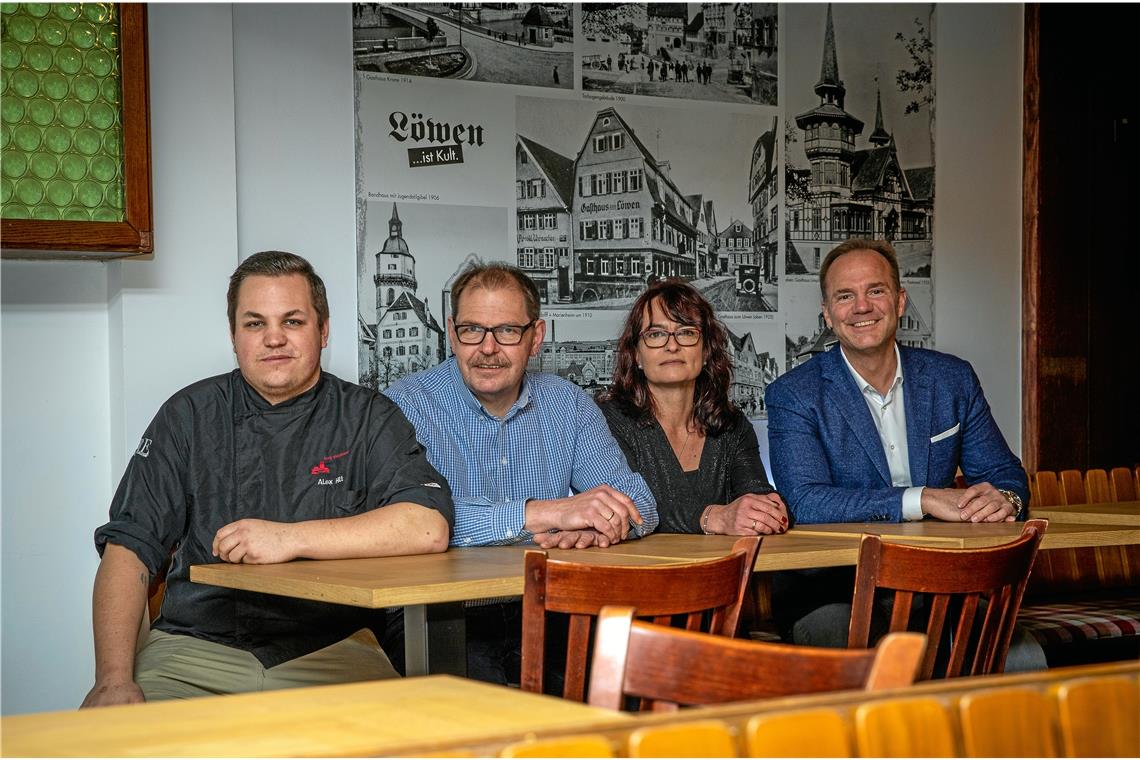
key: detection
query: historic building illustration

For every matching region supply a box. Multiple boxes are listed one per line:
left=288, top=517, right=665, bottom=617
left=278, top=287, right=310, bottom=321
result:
left=749, top=116, right=779, bottom=286
left=785, top=5, right=934, bottom=278
left=515, top=135, right=575, bottom=303
left=358, top=204, right=445, bottom=389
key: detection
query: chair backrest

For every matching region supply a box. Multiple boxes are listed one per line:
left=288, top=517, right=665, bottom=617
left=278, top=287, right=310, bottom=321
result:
left=1084, top=468, right=1112, bottom=503
left=499, top=734, right=614, bottom=758
left=745, top=708, right=852, bottom=758
left=587, top=606, right=925, bottom=712
left=854, top=696, right=956, bottom=757
left=1033, top=470, right=1062, bottom=506
left=1109, top=466, right=1137, bottom=501
left=848, top=519, right=1047, bottom=680
left=1059, top=468, right=1086, bottom=504
left=521, top=537, right=759, bottom=701
left=1053, top=675, right=1140, bottom=757
left=626, top=721, right=736, bottom=758
left=958, top=686, right=1057, bottom=757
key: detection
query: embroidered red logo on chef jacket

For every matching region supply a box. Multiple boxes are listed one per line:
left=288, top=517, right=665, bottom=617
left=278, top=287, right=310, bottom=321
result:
left=310, top=450, right=350, bottom=476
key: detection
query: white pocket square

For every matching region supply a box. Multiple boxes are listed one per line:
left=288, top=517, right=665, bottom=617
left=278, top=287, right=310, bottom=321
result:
left=930, top=423, right=960, bottom=443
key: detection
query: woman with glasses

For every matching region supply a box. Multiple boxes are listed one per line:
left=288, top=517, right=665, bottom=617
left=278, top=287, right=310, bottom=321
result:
left=597, top=279, right=788, bottom=535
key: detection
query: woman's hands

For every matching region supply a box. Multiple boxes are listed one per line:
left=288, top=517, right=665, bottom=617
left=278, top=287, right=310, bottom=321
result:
left=703, top=492, right=788, bottom=535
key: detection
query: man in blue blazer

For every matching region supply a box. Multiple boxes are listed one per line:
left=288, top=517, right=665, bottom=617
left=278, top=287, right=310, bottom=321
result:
left=766, top=238, right=1041, bottom=668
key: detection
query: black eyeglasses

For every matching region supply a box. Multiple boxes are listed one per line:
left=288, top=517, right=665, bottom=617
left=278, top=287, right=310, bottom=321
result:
left=453, top=321, right=536, bottom=346
left=640, top=327, right=702, bottom=348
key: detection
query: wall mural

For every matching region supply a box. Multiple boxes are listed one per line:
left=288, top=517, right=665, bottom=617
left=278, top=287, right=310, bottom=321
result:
left=352, top=2, right=936, bottom=429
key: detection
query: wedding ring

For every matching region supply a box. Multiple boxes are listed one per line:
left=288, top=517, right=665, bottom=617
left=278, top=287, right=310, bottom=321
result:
left=750, top=519, right=757, bottom=531
left=604, top=511, right=614, bottom=520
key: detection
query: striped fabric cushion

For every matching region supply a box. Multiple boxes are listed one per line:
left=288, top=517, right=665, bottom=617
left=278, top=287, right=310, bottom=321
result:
left=1018, top=593, right=1140, bottom=646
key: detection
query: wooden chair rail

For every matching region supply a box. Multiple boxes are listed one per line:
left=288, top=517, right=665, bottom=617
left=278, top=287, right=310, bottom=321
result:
left=427, top=662, right=1139, bottom=758
left=586, top=607, right=924, bottom=711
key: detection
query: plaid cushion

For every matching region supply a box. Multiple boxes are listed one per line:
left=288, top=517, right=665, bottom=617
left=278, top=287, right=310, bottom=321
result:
left=1018, top=593, right=1140, bottom=646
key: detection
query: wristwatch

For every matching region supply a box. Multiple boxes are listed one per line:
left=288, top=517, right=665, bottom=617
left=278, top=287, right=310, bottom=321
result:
left=997, top=489, right=1025, bottom=519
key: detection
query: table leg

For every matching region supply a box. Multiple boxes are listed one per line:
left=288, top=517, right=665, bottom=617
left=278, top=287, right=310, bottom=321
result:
left=403, top=602, right=467, bottom=677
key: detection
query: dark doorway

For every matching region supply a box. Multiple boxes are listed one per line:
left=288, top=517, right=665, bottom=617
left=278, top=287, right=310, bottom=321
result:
left=1023, top=4, right=1138, bottom=472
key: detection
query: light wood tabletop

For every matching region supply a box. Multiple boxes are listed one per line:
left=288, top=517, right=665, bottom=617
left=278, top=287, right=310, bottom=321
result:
left=1030, top=501, right=1139, bottom=526
left=790, top=519, right=1140, bottom=550
left=0, top=675, right=633, bottom=757
left=190, top=543, right=699, bottom=609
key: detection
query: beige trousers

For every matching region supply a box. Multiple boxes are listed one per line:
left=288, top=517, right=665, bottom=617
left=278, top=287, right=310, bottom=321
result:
left=135, top=628, right=399, bottom=701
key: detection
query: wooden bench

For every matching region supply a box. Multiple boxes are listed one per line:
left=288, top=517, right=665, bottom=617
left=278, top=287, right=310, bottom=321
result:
left=1021, top=468, right=1140, bottom=665
left=445, top=661, right=1140, bottom=758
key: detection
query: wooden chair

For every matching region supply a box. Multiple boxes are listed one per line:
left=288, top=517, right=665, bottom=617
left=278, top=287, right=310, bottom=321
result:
left=587, top=606, right=925, bottom=712
left=1053, top=676, right=1140, bottom=757
left=854, top=696, right=955, bottom=757
left=1034, top=470, right=1062, bottom=507
left=499, top=734, right=614, bottom=758
left=848, top=519, right=1047, bottom=679
left=521, top=537, right=759, bottom=701
left=1059, top=468, right=1087, bottom=505
left=1109, top=466, right=1137, bottom=501
left=958, top=687, right=1057, bottom=757
left=626, top=721, right=736, bottom=758
left=745, top=708, right=852, bottom=758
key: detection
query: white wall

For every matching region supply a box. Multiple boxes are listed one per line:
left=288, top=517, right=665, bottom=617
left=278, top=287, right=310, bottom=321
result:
left=0, top=3, right=1023, bottom=714
left=2, top=3, right=243, bottom=715
left=933, top=3, right=1024, bottom=451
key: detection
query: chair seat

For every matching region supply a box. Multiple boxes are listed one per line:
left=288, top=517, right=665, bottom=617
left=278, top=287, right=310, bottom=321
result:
left=1018, top=591, right=1140, bottom=646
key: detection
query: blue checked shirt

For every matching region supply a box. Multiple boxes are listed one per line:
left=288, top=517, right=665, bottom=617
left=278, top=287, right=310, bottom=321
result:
left=385, top=357, right=658, bottom=547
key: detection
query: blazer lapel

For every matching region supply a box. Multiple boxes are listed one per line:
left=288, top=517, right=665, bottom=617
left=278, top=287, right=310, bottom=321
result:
left=902, top=347, right=933, bottom=487
left=822, top=349, right=893, bottom=486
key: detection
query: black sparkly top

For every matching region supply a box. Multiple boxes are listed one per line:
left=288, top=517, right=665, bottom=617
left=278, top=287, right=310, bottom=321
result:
left=598, top=400, right=774, bottom=534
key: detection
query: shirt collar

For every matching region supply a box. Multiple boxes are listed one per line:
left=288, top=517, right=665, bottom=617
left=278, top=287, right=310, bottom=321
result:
left=446, top=356, right=532, bottom=420
left=839, top=343, right=904, bottom=400
left=236, top=368, right=326, bottom=412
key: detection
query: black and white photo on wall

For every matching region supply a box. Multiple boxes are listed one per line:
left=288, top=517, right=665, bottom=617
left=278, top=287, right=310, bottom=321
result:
left=353, top=3, right=573, bottom=90
left=783, top=3, right=935, bottom=282
left=516, top=95, right=779, bottom=315
left=581, top=3, right=777, bottom=106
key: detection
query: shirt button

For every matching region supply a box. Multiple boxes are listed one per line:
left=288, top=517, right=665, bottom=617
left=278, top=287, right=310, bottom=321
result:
left=501, top=456, right=508, bottom=465
left=890, top=444, right=896, bottom=451
left=506, top=530, right=516, bottom=538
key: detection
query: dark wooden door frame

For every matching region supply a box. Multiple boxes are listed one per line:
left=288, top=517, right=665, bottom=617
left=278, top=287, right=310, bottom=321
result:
left=1021, top=4, right=1041, bottom=473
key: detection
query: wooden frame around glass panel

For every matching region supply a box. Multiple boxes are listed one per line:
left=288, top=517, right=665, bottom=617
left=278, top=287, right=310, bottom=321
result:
left=2, top=4, right=153, bottom=259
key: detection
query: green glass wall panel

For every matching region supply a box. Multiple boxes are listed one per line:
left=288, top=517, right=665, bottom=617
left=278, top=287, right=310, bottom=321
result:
left=1, top=2, right=125, bottom=222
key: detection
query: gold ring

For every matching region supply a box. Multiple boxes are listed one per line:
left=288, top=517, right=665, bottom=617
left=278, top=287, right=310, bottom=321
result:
left=750, top=519, right=757, bottom=531
left=604, top=511, right=614, bottom=520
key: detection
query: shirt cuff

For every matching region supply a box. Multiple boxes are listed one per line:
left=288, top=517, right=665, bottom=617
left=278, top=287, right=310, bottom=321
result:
left=902, top=486, right=925, bottom=521
left=499, top=499, right=530, bottom=544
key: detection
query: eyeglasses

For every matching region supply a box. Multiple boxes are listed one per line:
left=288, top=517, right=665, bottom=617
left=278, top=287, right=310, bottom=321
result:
left=640, top=327, right=702, bottom=348
left=453, top=321, right=535, bottom=346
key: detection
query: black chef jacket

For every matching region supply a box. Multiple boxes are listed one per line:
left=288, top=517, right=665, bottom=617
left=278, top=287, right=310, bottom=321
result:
left=95, top=369, right=454, bottom=667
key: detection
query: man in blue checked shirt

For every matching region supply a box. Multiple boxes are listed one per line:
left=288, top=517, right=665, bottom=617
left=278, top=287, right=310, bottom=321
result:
left=385, top=262, right=658, bottom=550
left=385, top=262, right=658, bottom=687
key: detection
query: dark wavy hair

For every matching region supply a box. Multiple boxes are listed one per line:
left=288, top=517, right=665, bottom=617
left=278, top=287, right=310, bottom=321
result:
left=599, top=279, right=737, bottom=436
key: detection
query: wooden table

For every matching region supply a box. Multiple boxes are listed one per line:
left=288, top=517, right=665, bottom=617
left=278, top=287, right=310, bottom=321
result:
left=792, top=520, right=1140, bottom=550
left=0, top=675, right=632, bottom=757
left=191, top=543, right=698, bottom=676
left=191, top=522, right=1140, bottom=675
left=1030, top=501, right=1139, bottom=527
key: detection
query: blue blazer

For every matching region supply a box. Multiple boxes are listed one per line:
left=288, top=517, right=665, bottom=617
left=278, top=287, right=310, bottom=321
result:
left=765, top=345, right=1029, bottom=524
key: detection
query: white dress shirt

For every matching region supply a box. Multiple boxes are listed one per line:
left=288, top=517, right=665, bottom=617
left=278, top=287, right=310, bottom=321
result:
left=839, top=345, right=925, bottom=521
